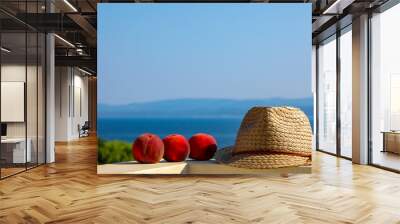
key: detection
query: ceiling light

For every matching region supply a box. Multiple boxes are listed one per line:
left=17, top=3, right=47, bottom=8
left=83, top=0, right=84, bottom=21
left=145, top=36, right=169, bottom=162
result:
left=76, top=48, right=85, bottom=55
left=54, top=34, right=75, bottom=48
left=63, top=0, right=78, bottom=12
left=1, top=47, right=11, bottom=53
left=323, top=0, right=354, bottom=15
left=78, top=67, right=93, bottom=76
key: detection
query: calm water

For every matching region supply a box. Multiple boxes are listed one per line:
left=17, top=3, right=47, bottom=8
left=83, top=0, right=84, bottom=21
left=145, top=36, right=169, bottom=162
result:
left=98, top=116, right=313, bottom=148
left=98, top=117, right=242, bottom=147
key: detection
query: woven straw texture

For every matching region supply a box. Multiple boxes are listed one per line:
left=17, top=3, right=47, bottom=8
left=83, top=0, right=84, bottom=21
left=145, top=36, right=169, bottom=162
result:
left=216, top=106, right=312, bottom=169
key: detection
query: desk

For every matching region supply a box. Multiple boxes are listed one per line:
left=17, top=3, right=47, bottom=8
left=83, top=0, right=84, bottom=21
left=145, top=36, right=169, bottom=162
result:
left=1, top=138, right=31, bottom=163
left=382, top=131, right=400, bottom=154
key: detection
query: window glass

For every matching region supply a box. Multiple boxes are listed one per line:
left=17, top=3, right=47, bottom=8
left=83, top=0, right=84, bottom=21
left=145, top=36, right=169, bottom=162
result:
left=371, top=3, right=400, bottom=170
left=318, top=35, right=337, bottom=154
left=340, top=28, right=352, bottom=158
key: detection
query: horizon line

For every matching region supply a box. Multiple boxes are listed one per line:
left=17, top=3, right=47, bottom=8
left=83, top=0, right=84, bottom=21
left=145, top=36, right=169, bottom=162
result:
left=99, top=96, right=314, bottom=106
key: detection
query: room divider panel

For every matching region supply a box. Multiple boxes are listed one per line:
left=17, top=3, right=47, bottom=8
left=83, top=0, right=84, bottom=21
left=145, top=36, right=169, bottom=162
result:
left=0, top=1, right=47, bottom=179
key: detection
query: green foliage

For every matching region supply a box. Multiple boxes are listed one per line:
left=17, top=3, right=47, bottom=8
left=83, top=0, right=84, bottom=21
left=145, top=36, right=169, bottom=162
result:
left=98, top=139, right=133, bottom=164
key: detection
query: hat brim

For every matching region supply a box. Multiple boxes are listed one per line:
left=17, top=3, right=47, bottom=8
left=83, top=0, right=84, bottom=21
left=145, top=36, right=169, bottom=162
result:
left=215, top=146, right=312, bottom=169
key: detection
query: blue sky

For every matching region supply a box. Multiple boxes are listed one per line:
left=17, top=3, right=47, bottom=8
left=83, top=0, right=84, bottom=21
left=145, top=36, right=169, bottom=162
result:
left=98, top=4, right=311, bottom=105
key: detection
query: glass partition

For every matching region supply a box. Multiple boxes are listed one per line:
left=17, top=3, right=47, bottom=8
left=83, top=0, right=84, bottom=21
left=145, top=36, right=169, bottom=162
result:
left=370, top=3, right=400, bottom=171
left=317, top=35, right=337, bottom=154
left=339, top=27, right=352, bottom=158
left=27, top=30, right=38, bottom=169
left=38, top=32, right=46, bottom=165
left=0, top=31, right=28, bottom=177
left=0, top=2, right=46, bottom=179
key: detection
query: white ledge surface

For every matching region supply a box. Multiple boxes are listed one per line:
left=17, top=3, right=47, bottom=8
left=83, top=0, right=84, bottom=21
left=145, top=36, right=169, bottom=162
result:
left=97, top=159, right=311, bottom=175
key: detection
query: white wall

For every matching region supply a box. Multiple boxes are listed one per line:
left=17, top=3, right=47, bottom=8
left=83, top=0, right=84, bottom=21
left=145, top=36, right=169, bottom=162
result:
left=1, top=65, right=27, bottom=140
left=1, top=63, right=46, bottom=164
left=55, top=67, right=89, bottom=141
left=1, top=65, right=38, bottom=137
left=72, top=73, right=89, bottom=138
left=55, top=66, right=70, bottom=141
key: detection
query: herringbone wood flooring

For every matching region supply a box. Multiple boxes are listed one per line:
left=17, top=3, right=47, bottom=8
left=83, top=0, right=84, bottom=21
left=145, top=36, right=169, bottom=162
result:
left=1, top=136, right=400, bottom=223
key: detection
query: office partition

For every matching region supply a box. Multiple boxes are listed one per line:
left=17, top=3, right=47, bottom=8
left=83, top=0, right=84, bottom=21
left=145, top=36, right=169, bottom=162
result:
left=0, top=1, right=47, bottom=179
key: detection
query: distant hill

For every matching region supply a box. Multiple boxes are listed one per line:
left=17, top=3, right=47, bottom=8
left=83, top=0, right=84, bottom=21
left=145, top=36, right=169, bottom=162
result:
left=98, top=97, right=314, bottom=119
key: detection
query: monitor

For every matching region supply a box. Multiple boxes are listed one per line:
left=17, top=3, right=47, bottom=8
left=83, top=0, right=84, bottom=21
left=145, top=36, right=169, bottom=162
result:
left=1, top=123, right=7, bottom=137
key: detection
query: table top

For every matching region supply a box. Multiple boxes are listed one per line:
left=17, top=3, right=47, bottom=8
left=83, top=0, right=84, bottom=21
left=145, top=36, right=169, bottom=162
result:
left=381, top=131, right=400, bottom=134
left=1, top=138, right=30, bottom=143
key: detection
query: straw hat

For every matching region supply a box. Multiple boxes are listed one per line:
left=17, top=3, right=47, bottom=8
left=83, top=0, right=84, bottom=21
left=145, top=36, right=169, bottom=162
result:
left=215, top=107, right=312, bottom=169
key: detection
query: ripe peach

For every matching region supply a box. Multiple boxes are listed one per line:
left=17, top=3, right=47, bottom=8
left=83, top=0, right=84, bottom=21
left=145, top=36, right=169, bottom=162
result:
left=189, top=133, right=217, bottom=161
left=132, top=133, right=164, bottom=164
left=163, top=134, right=190, bottom=162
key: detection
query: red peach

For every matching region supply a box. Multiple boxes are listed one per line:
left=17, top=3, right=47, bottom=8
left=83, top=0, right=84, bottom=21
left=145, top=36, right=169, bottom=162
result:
left=132, top=133, right=164, bottom=164
left=163, top=134, right=190, bottom=162
left=189, top=133, right=217, bottom=161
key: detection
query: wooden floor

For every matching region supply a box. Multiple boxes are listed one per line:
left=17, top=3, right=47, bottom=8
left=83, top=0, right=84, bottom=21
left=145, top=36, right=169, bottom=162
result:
left=1, top=136, right=400, bottom=223
left=372, top=150, right=400, bottom=171
left=1, top=163, right=44, bottom=178
left=1, top=167, right=26, bottom=178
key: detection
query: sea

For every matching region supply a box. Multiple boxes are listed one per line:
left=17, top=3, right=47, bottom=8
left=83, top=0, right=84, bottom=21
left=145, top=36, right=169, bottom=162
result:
left=98, top=116, right=314, bottom=148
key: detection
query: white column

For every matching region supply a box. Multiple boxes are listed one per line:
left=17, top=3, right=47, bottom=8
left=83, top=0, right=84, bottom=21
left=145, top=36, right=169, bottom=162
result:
left=45, top=0, right=56, bottom=163
left=46, top=32, right=55, bottom=163
left=55, top=67, right=73, bottom=141
left=352, top=14, right=369, bottom=164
